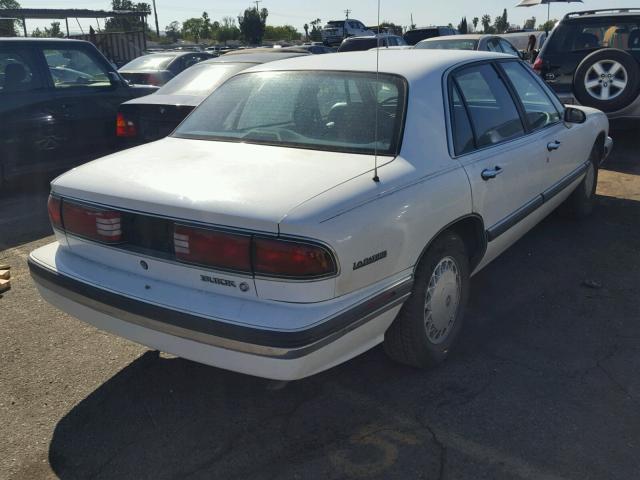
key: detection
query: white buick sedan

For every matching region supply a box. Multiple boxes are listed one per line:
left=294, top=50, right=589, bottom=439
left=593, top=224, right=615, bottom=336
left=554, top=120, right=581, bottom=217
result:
left=30, top=50, right=612, bottom=380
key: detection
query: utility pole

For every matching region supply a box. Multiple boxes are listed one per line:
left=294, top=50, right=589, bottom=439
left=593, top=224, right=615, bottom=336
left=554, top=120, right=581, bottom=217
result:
left=255, top=0, right=262, bottom=11
left=344, top=9, right=351, bottom=19
left=152, top=0, right=159, bottom=36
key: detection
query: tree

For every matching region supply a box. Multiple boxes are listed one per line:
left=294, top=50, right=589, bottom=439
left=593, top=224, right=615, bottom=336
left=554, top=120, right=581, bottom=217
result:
left=303, top=23, right=309, bottom=40
left=493, top=8, right=508, bottom=34
left=105, top=0, right=149, bottom=32
left=0, top=0, right=22, bottom=37
left=457, top=17, right=468, bottom=34
left=238, top=7, right=268, bottom=45
left=309, top=18, right=322, bottom=41
left=481, top=14, right=492, bottom=34
left=264, top=25, right=300, bottom=41
left=524, top=16, right=536, bottom=30
left=472, top=17, right=479, bottom=32
left=182, top=17, right=205, bottom=41
left=165, top=20, right=181, bottom=42
left=218, top=16, right=240, bottom=43
left=538, top=19, right=557, bottom=32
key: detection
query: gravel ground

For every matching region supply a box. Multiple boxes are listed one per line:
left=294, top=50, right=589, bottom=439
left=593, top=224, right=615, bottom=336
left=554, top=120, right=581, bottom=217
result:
left=0, top=130, right=638, bottom=480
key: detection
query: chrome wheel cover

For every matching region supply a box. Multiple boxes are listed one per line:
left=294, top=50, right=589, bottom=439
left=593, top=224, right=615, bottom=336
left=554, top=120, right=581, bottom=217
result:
left=584, top=60, right=628, bottom=101
left=424, top=257, right=461, bottom=344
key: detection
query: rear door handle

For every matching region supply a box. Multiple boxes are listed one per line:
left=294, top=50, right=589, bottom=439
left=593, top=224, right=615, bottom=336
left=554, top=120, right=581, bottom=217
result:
left=547, top=140, right=561, bottom=151
left=481, top=166, right=503, bottom=181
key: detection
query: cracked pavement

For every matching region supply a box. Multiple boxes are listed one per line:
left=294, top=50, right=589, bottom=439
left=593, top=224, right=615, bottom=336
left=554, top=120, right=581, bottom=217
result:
left=1, top=130, right=639, bottom=480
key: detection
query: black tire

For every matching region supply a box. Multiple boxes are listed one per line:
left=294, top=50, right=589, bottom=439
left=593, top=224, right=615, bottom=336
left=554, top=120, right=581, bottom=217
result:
left=562, top=144, right=600, bottom=219
left=383, top=231, right=470, bottom=368
left=573, top=49, right=640, bottom=112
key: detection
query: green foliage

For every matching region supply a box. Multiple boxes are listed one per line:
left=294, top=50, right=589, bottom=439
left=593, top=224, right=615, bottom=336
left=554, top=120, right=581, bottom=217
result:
left=539, top=19, right=557, bottom=32
left=493, top=8, right=509, bottom=34
left=309, top=18, right=322, bottom=42
left=32, top=21, right=64, bottom=38
left=218, top=16, right=240, bottom=43
left=105, top=0, right=149, bottom=32
left=165, top=20, right=181, bottom=42
left=472, top=17, right=479, bottom=32
left=238, top=7, right=268, bottom=45
left=264, top=25, right=300, bottom=41
left=481, top=14, right=493, bottom=34
left=181, top=17, right=205, bottom=41
left=0, top=0, right=21, bottom=37
left=457, top=17, right=468, bottom=34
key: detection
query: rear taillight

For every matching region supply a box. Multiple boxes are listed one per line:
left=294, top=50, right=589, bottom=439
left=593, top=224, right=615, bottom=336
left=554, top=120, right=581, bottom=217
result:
left=47, top=195, right=62, bottom=230
left=173, top=225, right=251, bottom=272
left=116, top=112, right=137, bottom=137
left=533, top=56, right=543, bottom=72
left=253, top=238, right=336, bottom=278
left=62, top=201, right=122, bottom=243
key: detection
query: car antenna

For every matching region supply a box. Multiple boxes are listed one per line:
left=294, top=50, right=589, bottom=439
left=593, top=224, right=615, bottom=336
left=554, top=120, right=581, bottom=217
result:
left=373, top=0, right=381, bottom=183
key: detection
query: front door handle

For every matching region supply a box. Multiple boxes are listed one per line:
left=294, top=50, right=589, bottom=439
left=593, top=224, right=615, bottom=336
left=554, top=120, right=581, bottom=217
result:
left=481, top=166, right=503, bottom=181
left=547, top=140, right=561, bottom=151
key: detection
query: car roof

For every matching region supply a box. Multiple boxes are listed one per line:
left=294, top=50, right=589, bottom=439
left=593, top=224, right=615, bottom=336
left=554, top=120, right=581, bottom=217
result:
left=198, top=51, right=309, bottom=64
left=0, top=37, right=89, bottom=44
left=564, top=9, right=640, bottom=21
left=345, top=34, right=401, bottom=40
left=244, top=49, right=511, bottom=81
left=423, top=34, right=488, bottom=41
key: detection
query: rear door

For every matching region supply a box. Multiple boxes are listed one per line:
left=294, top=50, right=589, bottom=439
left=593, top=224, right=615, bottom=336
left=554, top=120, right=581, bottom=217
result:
left=448, top=62, right=549, bottom=264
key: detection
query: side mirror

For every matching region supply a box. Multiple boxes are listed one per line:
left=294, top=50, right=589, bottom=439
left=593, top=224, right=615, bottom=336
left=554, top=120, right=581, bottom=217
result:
left=564, top=107, right=586, bottom=124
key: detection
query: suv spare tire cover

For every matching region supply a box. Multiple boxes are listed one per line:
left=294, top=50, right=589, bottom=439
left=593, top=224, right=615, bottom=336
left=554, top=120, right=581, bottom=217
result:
left=573, top=48, right=640, bottom=112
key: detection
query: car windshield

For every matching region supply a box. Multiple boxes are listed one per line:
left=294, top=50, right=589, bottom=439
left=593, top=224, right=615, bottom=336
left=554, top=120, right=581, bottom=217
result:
left=158, top=63, right=252, bottom=96
left=173, top=70, right=406, bottom=155
left=122, top=54, right=177, bottom=70
left=416, top=39, right=478, bottom=50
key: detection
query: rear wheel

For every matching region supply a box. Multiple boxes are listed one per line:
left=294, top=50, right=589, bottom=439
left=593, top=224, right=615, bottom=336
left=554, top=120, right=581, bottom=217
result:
left=562, top=144, right=600, bottom=218
left=384, top=231, right=470, bottom=368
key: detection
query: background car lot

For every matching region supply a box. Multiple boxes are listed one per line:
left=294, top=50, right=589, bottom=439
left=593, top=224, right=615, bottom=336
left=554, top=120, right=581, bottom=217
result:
left=0, top=128, right=638, bottom=479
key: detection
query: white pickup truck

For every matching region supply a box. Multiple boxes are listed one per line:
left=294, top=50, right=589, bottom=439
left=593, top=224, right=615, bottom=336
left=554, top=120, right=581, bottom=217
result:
left=321, top=19, right=374, bottom=45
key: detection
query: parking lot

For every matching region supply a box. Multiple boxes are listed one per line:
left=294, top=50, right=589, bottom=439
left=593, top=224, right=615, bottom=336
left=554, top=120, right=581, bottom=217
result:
left=0, top=128, right=638, bottom=480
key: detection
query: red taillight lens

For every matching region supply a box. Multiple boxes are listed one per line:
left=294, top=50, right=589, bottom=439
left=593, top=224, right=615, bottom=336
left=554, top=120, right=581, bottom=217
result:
left=62, top=201, right=122, bottom=243
left=116, top=112, right=137, bottom=137
left=253, top=238, right=336, bottom=278
left=533, top=56, right=543, bottom=72
left=47, top=195, right=62, bottom=230
left=174, top=225, right=251, bottom=272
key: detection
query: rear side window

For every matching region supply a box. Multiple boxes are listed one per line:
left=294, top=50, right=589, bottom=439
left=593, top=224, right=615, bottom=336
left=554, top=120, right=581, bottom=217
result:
left=500, top=61, right=561, bottom=130
left=453, top=63, right=524, bottom=148
left=0, top=48, right=43, bottom=93
left=450, top=84, right=475, bottom=155
left=44, top=48, right=113, bottom=88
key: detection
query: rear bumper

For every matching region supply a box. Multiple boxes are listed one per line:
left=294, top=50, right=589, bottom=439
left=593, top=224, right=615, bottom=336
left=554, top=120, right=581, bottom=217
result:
left=29, top=247, right=411, bottom=380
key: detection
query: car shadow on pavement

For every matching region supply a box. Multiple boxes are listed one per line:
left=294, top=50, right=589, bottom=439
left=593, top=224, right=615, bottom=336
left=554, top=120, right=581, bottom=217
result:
left=47, top=195, right=640, bottom=480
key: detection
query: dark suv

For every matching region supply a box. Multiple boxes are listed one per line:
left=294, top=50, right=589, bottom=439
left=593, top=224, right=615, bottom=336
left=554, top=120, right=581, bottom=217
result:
left=403, top=26, right=457, bottom=46
left=535, top=9, right=640, bottom=119
left=0, top=38, right=156, bottom=188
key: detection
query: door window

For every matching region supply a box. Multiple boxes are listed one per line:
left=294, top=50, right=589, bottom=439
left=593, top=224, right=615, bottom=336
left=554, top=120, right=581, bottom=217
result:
left=500, top=61, right=561, bottom=131
left=0, top=48, right=43, bottom=93
left=453, top=63, right=524, bottom=148
left=499, top=39, right=520, bottom=57
left=486, top=39, right=502, bottom=52
left=43, top=48, right=112, bottom=89
left=450, top=83, right=475, bottom=155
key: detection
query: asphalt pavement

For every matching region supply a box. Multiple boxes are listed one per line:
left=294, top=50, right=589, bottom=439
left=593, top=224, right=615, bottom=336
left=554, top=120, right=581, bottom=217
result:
left=1, top=130, right=639, bottom=480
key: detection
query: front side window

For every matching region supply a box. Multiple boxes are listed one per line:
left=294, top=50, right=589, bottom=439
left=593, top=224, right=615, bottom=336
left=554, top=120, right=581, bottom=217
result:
left=453, top=63, right=524, bottom=148
left=0, top=48, right=43, bottom=93
left=44, top=48, right=112, bottom=88
left=500, top=61, right=561, bottom=131
left=174, top=71, right=406, bottom=155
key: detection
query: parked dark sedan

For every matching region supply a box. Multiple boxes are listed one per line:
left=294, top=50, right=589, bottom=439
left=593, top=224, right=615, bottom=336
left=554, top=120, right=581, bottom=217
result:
left=118, top=51, right=215, bottom=86
left=117, top=51, right=310, bottom=145
left=0, top=38, right=155, bottom=189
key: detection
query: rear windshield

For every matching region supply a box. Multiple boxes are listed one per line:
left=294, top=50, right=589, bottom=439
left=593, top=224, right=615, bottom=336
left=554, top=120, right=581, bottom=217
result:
left=339, top=38, right=379, bottom=52
left=173, top=70, right=406, bottom=156
left=122, top=54, right=176, bottom=71
left=327, top=21, right=344, bottom=27
left=404, top=29, right=439, bottom=45
left=416, top=39, right=478, bottom=50
left=158, top=63, right=251, bottom=96
left=546, top=18, right=640, bottom=53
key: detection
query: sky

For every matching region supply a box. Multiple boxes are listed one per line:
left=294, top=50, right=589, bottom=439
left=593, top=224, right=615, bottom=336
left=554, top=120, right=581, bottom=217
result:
left=16, top=0, right=635, bottom=35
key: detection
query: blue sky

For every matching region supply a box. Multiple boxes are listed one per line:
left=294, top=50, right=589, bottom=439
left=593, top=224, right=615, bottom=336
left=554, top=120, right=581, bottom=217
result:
left=20, top=0, right=633, bottom=34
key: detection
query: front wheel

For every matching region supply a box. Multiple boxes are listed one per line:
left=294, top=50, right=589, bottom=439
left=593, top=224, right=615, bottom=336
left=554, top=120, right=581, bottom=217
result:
left=384, top=231, right=470, bottom=368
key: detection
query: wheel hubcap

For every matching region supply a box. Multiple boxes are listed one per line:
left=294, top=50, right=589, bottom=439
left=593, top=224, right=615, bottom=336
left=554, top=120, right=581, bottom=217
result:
left=424, top=257, right=461, bottom=344
left=584, top=60, right=628, bottom=101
